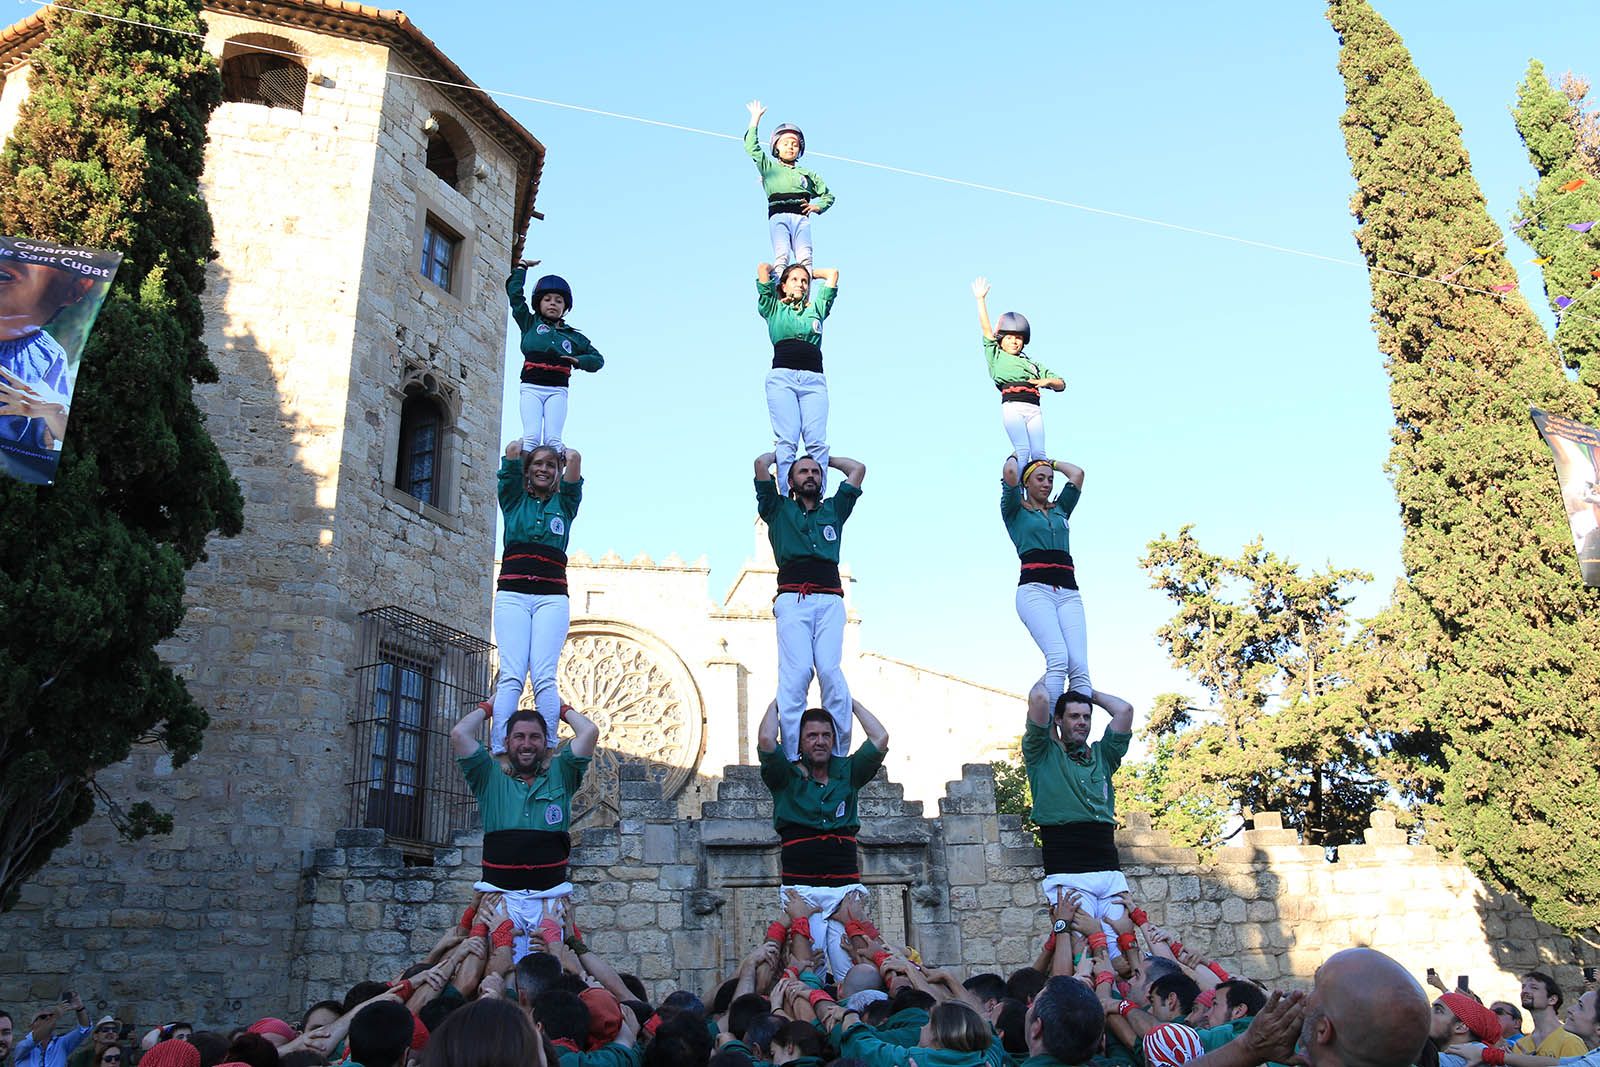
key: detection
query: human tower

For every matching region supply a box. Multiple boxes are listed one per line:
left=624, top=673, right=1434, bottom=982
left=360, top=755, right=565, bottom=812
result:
left=454, top=102, right=1135, bottom=976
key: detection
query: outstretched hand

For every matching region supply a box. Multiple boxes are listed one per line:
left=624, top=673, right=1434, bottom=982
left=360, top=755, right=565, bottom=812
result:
left=971, top=277, right=990, bottom=299
left=746, top=100, right=766, bottom=124
left=515, top=258, right=542, bottom=269
left=1241, top=990, right=1306, bottom=1064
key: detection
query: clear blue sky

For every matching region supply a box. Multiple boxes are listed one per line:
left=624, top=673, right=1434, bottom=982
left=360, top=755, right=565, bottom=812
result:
left=405, top=2, right=1598, bottom=717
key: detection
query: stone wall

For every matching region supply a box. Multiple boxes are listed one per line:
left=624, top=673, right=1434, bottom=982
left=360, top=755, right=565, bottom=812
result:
left=0, top=8, right=520, bottom=1020
left=292, top=760, right=1600, bottom=1015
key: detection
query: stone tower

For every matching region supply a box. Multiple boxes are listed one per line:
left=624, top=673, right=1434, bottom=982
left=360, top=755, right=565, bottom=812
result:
left=0, top=1, right=542, bottom=1017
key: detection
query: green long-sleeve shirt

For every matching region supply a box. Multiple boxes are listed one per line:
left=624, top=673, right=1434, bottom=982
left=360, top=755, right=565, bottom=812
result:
left=1000, top=482, right=1080, bottom=558
left=507, top=267, right=604, bottom=380
left=839, top=1023, right=1008, bottom=1067
left=983, top=337, right=1058, bottom=389
left=756, top=479, right=860, bottom=566
left=498, top=458, right=581, bottom=550
left=759, top=739, right=886, bottom=832
left=554, top=1042, right=641, bottom=1067
left=1021, top=719, right=1129, bottom=826
left=758, top=279, right=837, bottom=347
left=746, top=125, right=835, bottom=213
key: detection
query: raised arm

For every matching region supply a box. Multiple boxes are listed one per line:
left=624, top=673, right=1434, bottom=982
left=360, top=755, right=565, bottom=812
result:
left=744, top=101, right=768, bottom=166
left=1027, top=677, right=1051, bottom=728
left=562, top=448, right=583, bottom=483
left=1092, top=690, right=1134, bottom=734
left=1052, top=458, right=1085, bottom=491
left=757, top=262, right=774, bottom=284
left=452, top=702, right=488, bottom=757
left=972, top=277, right=995, bottom=340
left=829, top=454, right=866, bottom=488
left=507, top=262, right=537, bottom=333
left=755, top=451, right=776, bottom=481
left=757, top=699, right=780, bottom=753
left=564, top=705, right=599, bottom=758
left=1002, top=455, right=1021, bottom=488
left=851, top=698, right=888, bottom=751
left=812, top=268, right=839, bottom=288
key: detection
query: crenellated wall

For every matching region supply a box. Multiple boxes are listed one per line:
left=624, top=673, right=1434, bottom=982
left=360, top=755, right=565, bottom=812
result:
left=291, top=761, right=1600, bottom=1015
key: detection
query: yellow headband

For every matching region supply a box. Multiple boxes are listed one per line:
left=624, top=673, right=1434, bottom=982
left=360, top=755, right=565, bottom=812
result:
left=1022, top=459, right=1052, bottom=483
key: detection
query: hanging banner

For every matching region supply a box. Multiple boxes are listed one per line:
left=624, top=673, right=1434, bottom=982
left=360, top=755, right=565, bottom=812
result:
left=0, top=236, right=122, bottom=485
left=1531, top=407, right=1600, bottom=586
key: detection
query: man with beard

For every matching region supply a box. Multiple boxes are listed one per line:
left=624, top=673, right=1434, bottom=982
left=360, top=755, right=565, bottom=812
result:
left=452, top=701, right=599, bottom=960
left=754, top=449, right=866, bottom=759
left=757, top=696, right=888, bottom=983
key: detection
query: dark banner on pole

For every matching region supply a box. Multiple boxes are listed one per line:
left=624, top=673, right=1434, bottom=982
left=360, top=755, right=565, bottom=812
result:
left=1531, top=406, right=1600, bottom=587
left=0, top=236, right=122, bottom=485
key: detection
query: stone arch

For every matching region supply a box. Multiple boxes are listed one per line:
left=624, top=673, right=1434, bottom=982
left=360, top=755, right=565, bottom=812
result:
left=220, top=33, right=308, bottom=112
left=424, top=112, right=475, bottom=189
left=553, top=619, right=706, bottom=828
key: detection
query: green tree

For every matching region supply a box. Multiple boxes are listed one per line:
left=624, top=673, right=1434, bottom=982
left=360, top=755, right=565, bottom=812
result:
left=0, top=0, right=241, bottom=908
left=1328, top=0, right=1600, bottom=929
left=991, top=738, right=1036, bottom=842
left=1512, top=61, right=1600, bottom=389
left=1128, top=527, right=1381, bottom=849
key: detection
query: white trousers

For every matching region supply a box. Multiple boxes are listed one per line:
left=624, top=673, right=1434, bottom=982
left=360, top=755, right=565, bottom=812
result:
left=765, top=368, right=829, bottom=496
left=473, top=880, right=574, bottom=963
left=774, top=592, right=851, bottom=758
left=491, top=590, right=570, bottom=752
left=779, top=882, right=865, bottom=983
left=769, top=212, right=814, bottom=275
left=1040, top=871, right=1130, bottom=959
left=519, top=383, right=569, bottom=453
left=1015, top=583, right=1091, bottom=708
left=1001, top=401, right=1047, bottom=464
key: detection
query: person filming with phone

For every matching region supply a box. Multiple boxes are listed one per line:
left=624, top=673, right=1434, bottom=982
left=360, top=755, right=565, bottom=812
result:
left=12, top=992, right=90, bottom=1067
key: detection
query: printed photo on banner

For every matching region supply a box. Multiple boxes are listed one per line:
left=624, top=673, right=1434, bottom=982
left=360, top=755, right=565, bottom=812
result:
left=0, top=235, right=122, bottom=486
left=1531, top=407, right=1600, bottom=587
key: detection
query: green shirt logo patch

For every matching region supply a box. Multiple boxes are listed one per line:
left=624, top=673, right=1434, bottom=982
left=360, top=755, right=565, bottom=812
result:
left=545, top=803, right=564, bottom=826
left=823, top=525, right=837, bottom=541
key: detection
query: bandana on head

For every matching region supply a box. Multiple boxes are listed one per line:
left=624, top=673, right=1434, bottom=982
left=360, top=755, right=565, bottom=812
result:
left=140, top=1042, right=199, bottom=1067
left=1439, top=993, right=1503, bottom=1046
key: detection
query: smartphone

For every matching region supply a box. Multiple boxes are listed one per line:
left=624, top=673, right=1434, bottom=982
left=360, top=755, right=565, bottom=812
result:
left=1427, top=967, right=1438, bottom=976
left=1585, top=966, right=1597, bottom=983
left=1458, top=975, right=1470, bottom=992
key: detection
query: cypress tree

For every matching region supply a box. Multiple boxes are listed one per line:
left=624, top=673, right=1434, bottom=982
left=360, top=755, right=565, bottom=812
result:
left=0, top=0, right=241, bottom=907
left=1513, top=62, right=1600, bottom=391
left=1329, top=0, right=1600, bottom=928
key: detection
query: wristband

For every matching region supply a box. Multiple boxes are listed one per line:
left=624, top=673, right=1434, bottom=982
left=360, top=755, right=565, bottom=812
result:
left=1094, top=972, right=1116, bottom=988
left=1086, top=932, right=1108, bottom=952
left=1117, top=1000, right=1134, bottom=1018
left=1194, top=990, right=1216, bottom=1011
left=1206, top=962, right=1230, bottom=982
left=564, top=935, right=590, bottom=956
left=391, top=980, right=415, bottom=1002
left=872, top=950, right=891, bottom=969
left=806, top=989, right=835, bottom=1008
left=1042, top=933, right=1057, bottom=955
left=1129, top=907, right=1149, bottom=927
left=469, top=923, right=489, bottom=939
left=538, top=918, right=563, bottom=946
left=1117, top=932, right=1138, bottom=953
left=789, top=916, right=812, bottom=941
left=1482, top=1050, right=1506, bottom=1067
left=766, top=920, right=790, bottom=944
left=1168, top=940, right=1184, bottom=958
left=559, top=704, right=572, bottom=723
left=784, top=966, right=800, bottom=980
left=843, top=919, right=880, bottom=941
left=491, top=920, right=516, bottom=949
left=458, top=905, right=477, bottom=931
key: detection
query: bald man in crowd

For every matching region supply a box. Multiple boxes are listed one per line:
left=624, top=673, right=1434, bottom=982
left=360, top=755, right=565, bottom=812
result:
left=1182, top=948, right=1430, bottom=1067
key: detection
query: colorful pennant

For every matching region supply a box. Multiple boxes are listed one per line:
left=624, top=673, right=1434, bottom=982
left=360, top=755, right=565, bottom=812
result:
left=1531, top=257, right=1553, bottom=265
left=1556, top=296, right=1575, bottom=309
left=1567, top=222, right=1596, bottom=233
left=1491, top=283, right=1516, bottom=293
left=1561, top=178, right=1588, bottom=193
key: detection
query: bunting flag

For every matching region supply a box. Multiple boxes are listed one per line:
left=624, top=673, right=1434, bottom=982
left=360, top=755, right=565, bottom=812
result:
left=1556, top=296, right=1575, bottom=309
left=1531, top=256, right=1553, bottom=265
left=1530, top=408, right=1600, bottom=587
left=1491, top=283, right=1516, bottom=293
left=1592, top=269, right=1600, bottom=279
left=0, top=236, right=123, bottom=486
left=1561, top=178, right=1588, bottom=193
left=1567, top=222, right=1596, bottom=233
left=1470, top=245, right=1496, bottom=255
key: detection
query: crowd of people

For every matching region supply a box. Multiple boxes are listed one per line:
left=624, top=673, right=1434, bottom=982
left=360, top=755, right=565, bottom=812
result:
left=5, top=889, right=1595, bottom=1067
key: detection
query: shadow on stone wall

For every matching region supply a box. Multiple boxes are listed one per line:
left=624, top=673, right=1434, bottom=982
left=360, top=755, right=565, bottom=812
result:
left=0, top=260, right=336, bottom=1022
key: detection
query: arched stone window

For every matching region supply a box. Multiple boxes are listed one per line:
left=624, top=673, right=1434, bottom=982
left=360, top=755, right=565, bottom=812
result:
left=423, top=113, right=474, bottom=189
left=220, top=33, right=308, bottom=111
left=387, top=363, right=462, bottom=520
